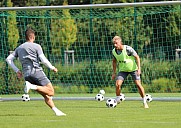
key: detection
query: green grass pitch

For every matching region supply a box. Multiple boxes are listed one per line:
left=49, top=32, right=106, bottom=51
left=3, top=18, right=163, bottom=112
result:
left=0, top=99, right=181, bottom=128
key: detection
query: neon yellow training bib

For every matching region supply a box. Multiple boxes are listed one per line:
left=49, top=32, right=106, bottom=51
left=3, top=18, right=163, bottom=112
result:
left=112, top=45, right=138, bottom=72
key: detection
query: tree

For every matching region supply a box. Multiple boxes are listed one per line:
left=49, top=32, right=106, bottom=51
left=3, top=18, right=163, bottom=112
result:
left=60, top=0, right=77, bottom=51
left=50, top=0, right=77, bottom=53
left=164, top=5, right=181, bottom=59
left=7, top=0, right=19, bottom=51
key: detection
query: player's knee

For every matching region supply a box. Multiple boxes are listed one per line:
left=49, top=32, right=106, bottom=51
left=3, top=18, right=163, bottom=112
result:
left=46, top=83, right=54, bottom=96
left=116, top=83, right=121, bottom=88
left=48, top=90, right=54, bottom=96
left=44, top=95, right=53, bottom=101
left=116, top=85, right=120, bottom=89
left=116, top=80, right=123, bottom=88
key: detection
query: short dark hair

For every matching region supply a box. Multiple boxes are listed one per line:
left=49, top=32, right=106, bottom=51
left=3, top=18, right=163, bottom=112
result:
left=25, top=28, right=35, bottom=41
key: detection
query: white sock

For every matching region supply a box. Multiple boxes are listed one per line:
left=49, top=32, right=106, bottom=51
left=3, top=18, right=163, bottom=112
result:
left=30, top=85, right=37, bottom=90
left=26, top=81, right=37, bottom=90
left=29, top=83, right=37, bottom=90
left=143, top=96, right=147, bottom=104
left=52, top=107, right=61, bottom=113
left=52, top=107, right=66, bottom=116
left=116, top=96, right=121, bottom=103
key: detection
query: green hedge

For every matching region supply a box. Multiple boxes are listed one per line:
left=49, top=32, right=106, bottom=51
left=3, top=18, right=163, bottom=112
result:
left=0, top=59, right=180, bottom=94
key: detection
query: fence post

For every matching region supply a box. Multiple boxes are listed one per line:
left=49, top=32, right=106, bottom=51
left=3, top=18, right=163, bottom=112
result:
left=175, top=49, right=181, bottom=60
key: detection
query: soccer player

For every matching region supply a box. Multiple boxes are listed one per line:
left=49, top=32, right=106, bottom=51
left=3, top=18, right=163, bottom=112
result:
left=6, top=28, right=66, bottom=116
left=111, top=36, right=149, bottom=108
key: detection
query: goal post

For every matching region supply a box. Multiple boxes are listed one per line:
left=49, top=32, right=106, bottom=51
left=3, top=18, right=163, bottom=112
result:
left=0, top=1, right=180, bottom=100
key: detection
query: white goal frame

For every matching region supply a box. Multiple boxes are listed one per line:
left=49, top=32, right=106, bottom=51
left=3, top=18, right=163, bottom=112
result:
left=0, top=1, right=180, bottom=11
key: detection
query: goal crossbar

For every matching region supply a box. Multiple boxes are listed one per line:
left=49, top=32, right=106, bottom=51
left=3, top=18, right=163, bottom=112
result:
left=0, top=1, right=180, bottom=11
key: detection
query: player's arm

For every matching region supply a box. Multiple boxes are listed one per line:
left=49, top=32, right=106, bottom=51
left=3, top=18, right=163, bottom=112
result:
left=6, top=53, right=22, bottom=79
left=134, top=55, right=141, bottom=70
left=37, top=44, right=57, bottom=72
left=39, top=54, right=57, bottom=72
left=112, top=56, right=117, bottom=80
left=112, top=57, right=117, bottom=74
left=6, top=54, right=19, bottom=73
left=134, top=54, right=141, bottom=75
left=126, top=46, right=141, bottom=75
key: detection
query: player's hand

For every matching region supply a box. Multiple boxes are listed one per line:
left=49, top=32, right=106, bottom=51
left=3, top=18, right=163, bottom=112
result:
left=16, top=70, right=23, bottom=79
left=52, top=67, right=58, bottom=73
left=112, top=73, right=116, bottom=80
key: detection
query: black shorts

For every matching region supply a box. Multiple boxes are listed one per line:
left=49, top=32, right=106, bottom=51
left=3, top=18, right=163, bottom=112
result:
left=116, top=70, right=140, bottom=81
left=24, top=69, right=50, bottom=86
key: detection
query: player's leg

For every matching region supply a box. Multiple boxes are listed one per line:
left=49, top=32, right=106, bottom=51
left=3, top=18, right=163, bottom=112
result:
left=134, top=80, right=149, bottom=108
left=25, top=81, right=55, bottom=107
left=131, top=71, right=149, bottom=108
left=24, top=81, right=54, bottom=96
left=134, top=80, right=144, bottom=98
left=115, top=72, right=128, bottom=103
left=115, top=79, right=123, bottom=104
left=116, top=80, right=123, bottom=96
left=24, top=71, right=66, bottom=116
left=37, top=88, right=66, bottom=116
left=24, top=70, right=54, bottom=95
left=36, top=82, right=54, bottom=96
left=38, top=89, right=55, bottom=108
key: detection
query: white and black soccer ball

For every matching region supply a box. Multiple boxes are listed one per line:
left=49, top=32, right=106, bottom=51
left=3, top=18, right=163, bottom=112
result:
left=106, top=98, right=117, bottom=108
left=95, top=94, right=104, bottom=101
left=99, top=89, right=105, bottom=95
left=22, top=94, right=30, bottom=101
left=145, top=94, right=152, bottom=102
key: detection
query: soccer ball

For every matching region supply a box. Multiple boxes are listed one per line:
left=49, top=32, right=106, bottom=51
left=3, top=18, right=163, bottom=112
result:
left=116, top=93, right=126, bottom=104
left=145, top=94, right=152, bottom=102
left=95, top=94, right=104, bottom=101
left=22, top=94, right=30, bottom=101
left=119, top=93, right=126, bottom=101
left=99, top=89, right=105, bottom=95
left=106, top=98, right=117, bottom=108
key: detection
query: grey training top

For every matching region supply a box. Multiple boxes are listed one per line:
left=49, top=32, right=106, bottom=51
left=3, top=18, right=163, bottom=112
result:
left=13, top=42, right=43, bottom=74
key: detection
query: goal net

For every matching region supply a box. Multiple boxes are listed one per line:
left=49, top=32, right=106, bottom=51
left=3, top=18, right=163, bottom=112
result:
left=0, top=1, right=180, bottom=100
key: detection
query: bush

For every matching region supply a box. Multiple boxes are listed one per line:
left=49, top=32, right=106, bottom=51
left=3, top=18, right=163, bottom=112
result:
left=1, top=59, right=181, bottom=94
left=151, top=78, right=177, bottom=93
